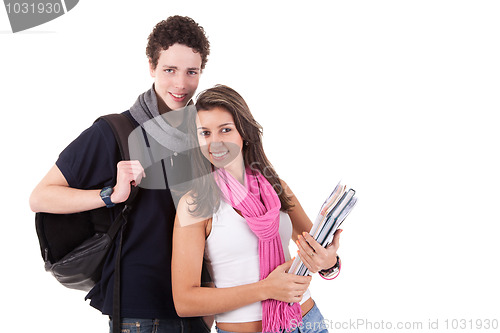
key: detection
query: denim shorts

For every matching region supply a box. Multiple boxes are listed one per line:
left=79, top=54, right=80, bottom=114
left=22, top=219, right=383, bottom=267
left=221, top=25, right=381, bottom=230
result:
left=109, top=317, right=211, bottom=333
left=215, top=302, right=329, bottom=333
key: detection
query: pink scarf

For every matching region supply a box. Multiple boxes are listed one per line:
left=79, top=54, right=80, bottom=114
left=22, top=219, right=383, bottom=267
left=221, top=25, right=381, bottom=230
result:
left=215, top=167, right=302, bottom=333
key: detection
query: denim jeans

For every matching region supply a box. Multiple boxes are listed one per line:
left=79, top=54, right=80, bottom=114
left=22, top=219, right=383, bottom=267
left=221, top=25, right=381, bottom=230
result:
left=109, top=317, right=212, bottom=333
left=215, top=302, right=329, bottom=333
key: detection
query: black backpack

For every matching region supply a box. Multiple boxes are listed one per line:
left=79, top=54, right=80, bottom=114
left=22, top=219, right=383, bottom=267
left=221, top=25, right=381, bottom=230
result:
left=35, top=113, right=138, bottom=332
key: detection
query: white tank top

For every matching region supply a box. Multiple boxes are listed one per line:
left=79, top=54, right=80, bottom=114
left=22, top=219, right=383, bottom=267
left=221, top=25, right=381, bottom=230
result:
left=204, top=199, right=311, bottom=323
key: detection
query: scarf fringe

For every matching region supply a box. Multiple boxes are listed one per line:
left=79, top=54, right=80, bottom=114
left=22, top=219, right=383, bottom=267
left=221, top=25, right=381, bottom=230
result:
left=262, top=299, right=302, bottom=333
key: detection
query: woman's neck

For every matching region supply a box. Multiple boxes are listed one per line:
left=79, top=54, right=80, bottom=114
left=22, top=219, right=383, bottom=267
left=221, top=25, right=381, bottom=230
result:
left=223, top=156, right=245, bottom=185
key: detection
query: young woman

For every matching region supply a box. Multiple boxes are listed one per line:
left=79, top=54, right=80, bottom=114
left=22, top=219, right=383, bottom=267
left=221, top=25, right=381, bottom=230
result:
left=172, top=85, right=342, bottom=333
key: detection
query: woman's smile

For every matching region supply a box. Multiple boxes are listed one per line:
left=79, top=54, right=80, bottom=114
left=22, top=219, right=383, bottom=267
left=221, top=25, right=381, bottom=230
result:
left=210, top=150, right=229, bottom=160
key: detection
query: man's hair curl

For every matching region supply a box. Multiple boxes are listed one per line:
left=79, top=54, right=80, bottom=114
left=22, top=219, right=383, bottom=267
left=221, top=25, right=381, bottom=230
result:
left=146, top=16, right=210, bottom=70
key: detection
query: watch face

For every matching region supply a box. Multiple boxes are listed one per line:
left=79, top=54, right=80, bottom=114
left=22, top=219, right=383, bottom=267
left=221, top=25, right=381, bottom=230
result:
left=100, top=187, right=113, bottom=197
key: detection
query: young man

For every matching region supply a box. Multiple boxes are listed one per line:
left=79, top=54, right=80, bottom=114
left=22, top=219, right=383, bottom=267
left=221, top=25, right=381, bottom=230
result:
left=30, top=16, right=211, bottom=332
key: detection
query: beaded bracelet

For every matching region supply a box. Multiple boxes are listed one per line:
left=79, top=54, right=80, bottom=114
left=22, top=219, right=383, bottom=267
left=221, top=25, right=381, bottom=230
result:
left=319, top=255, right=341, bottom=280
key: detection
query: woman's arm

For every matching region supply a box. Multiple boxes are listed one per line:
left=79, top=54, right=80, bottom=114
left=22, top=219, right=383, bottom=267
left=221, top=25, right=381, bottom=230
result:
left=171, top=193, right=312, bottom=317
left=280, top=179, right=341, bottom=273
left=279, top=179, right=314, bottom=241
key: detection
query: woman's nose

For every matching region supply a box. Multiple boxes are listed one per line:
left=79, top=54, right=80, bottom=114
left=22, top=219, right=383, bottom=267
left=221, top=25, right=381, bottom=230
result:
left=210, top=140, right=223, bottom=147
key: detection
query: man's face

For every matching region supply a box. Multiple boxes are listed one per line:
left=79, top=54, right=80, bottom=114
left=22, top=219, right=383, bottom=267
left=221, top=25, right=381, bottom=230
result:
left=149, top=43, right=202, bottom=111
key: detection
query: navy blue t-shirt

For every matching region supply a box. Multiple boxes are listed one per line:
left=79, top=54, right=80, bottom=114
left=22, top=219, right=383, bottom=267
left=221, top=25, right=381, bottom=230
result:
left=56, top=111, right=189, bottom=319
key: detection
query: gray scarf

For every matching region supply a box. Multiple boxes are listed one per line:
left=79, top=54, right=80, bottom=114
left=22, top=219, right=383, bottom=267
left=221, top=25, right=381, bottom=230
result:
left=129, top=85, right=191, bottom=153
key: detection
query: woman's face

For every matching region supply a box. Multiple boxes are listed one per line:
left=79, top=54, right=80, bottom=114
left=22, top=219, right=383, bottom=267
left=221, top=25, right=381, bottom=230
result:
left=196, top=107, right=244, bottom=170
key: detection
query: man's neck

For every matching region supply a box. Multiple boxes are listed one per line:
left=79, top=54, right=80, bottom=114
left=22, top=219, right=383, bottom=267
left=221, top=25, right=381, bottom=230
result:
left=156, top=92, right=185, bottom=128
left=156, top=92, right=172, bottom=115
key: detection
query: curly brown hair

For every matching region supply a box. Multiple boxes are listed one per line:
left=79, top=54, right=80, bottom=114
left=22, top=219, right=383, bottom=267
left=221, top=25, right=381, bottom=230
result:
left=146, top=16, right=210, bottom=70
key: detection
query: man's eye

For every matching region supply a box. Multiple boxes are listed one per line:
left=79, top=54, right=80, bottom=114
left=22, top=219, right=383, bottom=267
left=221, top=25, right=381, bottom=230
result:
left=188, top=71, right=199, bottom=75
left=165, top=69, right=174, bottom=73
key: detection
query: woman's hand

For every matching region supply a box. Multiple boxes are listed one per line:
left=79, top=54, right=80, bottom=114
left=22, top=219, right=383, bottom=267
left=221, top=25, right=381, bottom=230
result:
left=261, top=259, right=312, bottom=303
left=296, top=229, right=342, bottom=273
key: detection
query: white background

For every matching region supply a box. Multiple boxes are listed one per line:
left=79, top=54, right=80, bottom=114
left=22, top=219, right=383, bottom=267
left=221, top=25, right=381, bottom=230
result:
left=1, top=1, right=499, bottom=332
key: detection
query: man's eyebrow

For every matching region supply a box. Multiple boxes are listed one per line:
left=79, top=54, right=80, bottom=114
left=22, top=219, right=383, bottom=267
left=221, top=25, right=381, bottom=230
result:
left=161, top=65, right=200, bottom=71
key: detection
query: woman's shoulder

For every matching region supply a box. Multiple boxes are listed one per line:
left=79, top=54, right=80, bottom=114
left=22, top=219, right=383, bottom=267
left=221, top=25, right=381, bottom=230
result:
left=176, top=191, right=212, bottom=227
left=278, top=178, right=294, bottom=197
left=178, top=191, right=196, bottom=210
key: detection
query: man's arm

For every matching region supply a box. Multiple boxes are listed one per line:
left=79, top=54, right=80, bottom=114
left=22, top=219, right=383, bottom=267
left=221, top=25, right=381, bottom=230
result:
left=29, top=161, right=145, bottom=214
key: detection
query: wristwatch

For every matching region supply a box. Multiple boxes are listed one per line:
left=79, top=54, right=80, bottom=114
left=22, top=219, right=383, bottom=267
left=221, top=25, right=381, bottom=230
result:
left=99, top=186, right=115, bottom=208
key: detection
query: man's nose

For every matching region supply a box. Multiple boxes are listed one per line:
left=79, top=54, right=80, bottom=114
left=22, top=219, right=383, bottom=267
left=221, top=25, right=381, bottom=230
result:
left=173, top=73, right=186, bottom=89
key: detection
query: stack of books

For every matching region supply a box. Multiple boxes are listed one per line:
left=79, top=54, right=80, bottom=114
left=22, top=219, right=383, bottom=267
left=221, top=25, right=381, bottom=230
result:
left=289, top=182, right=358, bottom=276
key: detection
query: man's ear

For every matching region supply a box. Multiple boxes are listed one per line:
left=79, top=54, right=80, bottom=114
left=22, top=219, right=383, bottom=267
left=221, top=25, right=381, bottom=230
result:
left=148, top=59, right=156, bottom=77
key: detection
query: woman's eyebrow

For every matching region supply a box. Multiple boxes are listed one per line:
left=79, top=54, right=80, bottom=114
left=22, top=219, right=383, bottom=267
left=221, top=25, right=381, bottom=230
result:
left=197, top=122, right=234, bottom=130
left=217, top=122, right=234, bottom=128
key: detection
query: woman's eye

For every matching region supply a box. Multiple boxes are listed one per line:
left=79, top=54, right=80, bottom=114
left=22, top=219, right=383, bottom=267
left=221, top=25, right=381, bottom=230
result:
left=199, top=131, right=210, bottom=137
left=221, top=128, right=231, bottom=133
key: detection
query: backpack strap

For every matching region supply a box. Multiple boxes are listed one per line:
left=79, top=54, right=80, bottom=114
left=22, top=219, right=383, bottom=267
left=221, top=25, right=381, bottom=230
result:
left=96, top=114, right=139, bottom=205
left=111, top=205, right=130, bottom=333
left=95, top=113, right=138, bottom=333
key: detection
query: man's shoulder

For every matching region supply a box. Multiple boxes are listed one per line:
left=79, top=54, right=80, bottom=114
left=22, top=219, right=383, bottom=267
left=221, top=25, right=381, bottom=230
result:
left=90, top=111, right=140, bottom=141
left=121, top=110, right=136, bottom=125
left=94, top=110, right=137, bottom=127
left=59, top=110, right=138, bottom=159
left=56, top=112, right=133, bottom=189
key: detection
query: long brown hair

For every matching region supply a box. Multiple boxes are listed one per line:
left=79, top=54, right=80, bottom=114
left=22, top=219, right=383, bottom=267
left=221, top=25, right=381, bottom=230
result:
left=187, top=85, right=293, bottom=217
